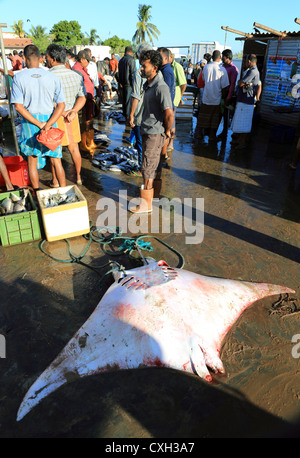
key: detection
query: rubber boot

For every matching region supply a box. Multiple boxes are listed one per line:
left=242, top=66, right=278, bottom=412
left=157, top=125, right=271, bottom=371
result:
left=153, top=178, right=162, bottom=201
left=129, top=187, right=153, bottom=213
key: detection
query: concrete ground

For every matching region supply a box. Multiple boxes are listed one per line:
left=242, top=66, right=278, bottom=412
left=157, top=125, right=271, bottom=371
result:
left=0, top=108, right=299, bottom=438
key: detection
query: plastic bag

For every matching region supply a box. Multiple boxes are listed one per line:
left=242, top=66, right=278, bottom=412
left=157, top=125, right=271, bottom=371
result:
left=37, top=127, right=64, bottom=151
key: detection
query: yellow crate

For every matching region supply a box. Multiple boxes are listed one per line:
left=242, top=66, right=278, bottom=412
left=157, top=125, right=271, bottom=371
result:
left=36, top=186, right=90, bottom=242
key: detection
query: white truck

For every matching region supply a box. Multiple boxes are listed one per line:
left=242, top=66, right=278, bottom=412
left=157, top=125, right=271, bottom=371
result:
left=73, top=45, right=111, bottom=61
left=190, top=42, right=230, bottom=64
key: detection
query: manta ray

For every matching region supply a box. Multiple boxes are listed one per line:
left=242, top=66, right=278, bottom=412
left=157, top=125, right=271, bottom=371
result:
left=17, top=260, right=295, bottom=421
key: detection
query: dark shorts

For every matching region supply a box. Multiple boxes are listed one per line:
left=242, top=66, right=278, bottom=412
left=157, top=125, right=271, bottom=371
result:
left=197, top=103, right=221, bottom=129
left=82, top=94, right=94, bottom=122
left=141, top=133, right=166, bottom=179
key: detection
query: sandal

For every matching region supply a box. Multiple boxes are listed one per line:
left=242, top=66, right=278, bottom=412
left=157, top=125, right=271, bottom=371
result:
left=45, top=181, right=59, bottom=188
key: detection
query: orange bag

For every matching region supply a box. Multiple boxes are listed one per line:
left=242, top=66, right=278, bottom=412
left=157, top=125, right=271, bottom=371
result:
left=37, top=127, right=65, bottom=151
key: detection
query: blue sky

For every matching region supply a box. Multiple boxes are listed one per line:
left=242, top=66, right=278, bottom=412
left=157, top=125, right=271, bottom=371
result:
left=1, top=0, right=299, bottom=55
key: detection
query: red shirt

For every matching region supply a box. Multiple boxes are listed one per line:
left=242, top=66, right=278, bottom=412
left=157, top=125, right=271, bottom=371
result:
left=12, top=55, right=23, bottom=71
left=109, top=58, right=118, bottom=72
left=197, top=70, right=204, bottom=88
left=72, top=61, right=94, bottom=96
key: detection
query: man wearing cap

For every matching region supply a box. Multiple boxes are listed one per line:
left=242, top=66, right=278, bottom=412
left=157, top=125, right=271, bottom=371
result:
left=72, top=50, right=99, bottom=156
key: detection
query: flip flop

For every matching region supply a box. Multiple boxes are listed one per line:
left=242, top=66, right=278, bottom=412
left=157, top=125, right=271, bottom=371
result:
left=45, top=181, right=59, bottom=188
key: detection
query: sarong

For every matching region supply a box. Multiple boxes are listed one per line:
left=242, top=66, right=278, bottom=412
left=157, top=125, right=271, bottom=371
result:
left=231, top=102, right=254, bottom=133
left=19, top=113, right=62, bottom=169
left=197, top=103, right=221, bottom=129
left=57, top=113, right=81, bottom=146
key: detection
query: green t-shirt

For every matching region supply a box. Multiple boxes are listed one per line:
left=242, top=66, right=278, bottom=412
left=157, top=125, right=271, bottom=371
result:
left=171, top=61, right=187, bottom=107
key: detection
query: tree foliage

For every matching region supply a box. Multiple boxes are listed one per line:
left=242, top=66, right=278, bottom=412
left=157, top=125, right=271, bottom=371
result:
left=27, top=25, right=52, bottom=53
left=9, top=19, right=136, bottom=56
left=50, top=20, right=85, bottom=47
left=11, top=20, right=26, bottom=38
left=85, top=29, right=101, bottom=46
left=132, top=4, right=160, bottom=45
left=102, top=35, right=132, bottom=54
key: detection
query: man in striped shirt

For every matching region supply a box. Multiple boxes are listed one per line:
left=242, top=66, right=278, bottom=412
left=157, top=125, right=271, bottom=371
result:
left=46, top=44, right=86, bottom=186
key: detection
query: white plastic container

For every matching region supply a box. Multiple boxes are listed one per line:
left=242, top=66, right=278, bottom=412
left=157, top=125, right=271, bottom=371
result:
left=37, top=186, right=90, bottom=242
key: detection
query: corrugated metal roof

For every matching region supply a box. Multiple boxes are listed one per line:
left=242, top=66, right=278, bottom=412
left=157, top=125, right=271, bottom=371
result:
left=236, top=31, right=300, bottom=40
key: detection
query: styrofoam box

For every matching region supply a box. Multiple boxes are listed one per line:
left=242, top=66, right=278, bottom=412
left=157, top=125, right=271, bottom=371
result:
left=36, top=185, right=90, bottom=242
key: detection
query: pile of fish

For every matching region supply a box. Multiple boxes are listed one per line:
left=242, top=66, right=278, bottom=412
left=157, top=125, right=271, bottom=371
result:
left=101, top=101, right=122, bottom=111
left=93, top=132, right=111, bottom=145
left=0, top=189, right=31, bottom=215
left=102, top=110, right=127, bottom=123
left=92, top=146, right=139, bottom=173
left=40, top=190, right=79, bottom=208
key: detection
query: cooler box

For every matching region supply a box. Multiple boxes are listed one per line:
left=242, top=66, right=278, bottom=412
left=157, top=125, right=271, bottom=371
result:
left=0, top=189, right=41, bottom=246
left=0, top=156, right=31, bottom=188
left=37, top=185, right=90, bottom=242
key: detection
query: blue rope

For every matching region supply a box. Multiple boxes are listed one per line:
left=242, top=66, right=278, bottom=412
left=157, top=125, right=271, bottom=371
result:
left=39, top=223, right=185, bottom=280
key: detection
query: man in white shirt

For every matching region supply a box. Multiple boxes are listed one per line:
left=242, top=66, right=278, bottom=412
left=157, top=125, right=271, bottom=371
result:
left=195, top=50, right=229, bottom=142
left=0, top=53, right=13, bottom=71
left=84, top=48, right=99, bottom=95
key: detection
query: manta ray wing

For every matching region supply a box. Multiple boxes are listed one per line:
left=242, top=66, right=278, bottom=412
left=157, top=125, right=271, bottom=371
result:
left=17, top=261, right=295, bottom=421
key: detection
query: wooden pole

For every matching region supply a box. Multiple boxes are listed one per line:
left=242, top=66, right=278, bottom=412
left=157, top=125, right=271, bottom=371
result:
left=221, top=26, right=253, bottom=38
left=253, top=22, right=287, bottom=37
left=0, top=23, right=20, bottom=155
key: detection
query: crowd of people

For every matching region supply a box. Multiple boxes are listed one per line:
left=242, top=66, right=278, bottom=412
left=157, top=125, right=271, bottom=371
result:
left=0, top=43, right=299, bottom=215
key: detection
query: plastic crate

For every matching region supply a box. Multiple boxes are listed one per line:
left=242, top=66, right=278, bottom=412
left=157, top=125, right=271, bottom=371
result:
left=37, top=185, right=90, bottom=242
left=0, top=155, right=31, bottom=188
left=0, top=190, right=41, bottom=246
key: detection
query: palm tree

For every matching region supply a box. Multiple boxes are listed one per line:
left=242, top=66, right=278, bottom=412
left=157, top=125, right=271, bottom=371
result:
left=28, top=25, right=48, bottom=40
left=11, top=20, right=27, bottom=38
left=27, top=25, right=52, bottom=53
left=85, top=28, right=101, bottom=45
left=132, top=4, right=160, bottom=45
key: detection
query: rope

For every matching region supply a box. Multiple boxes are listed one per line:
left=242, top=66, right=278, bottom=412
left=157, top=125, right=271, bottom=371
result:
left=39, top=223, right=185, bottom=280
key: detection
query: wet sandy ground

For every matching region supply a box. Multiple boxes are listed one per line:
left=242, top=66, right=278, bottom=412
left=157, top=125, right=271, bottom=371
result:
left=0, top=108, right=299, bottom=438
